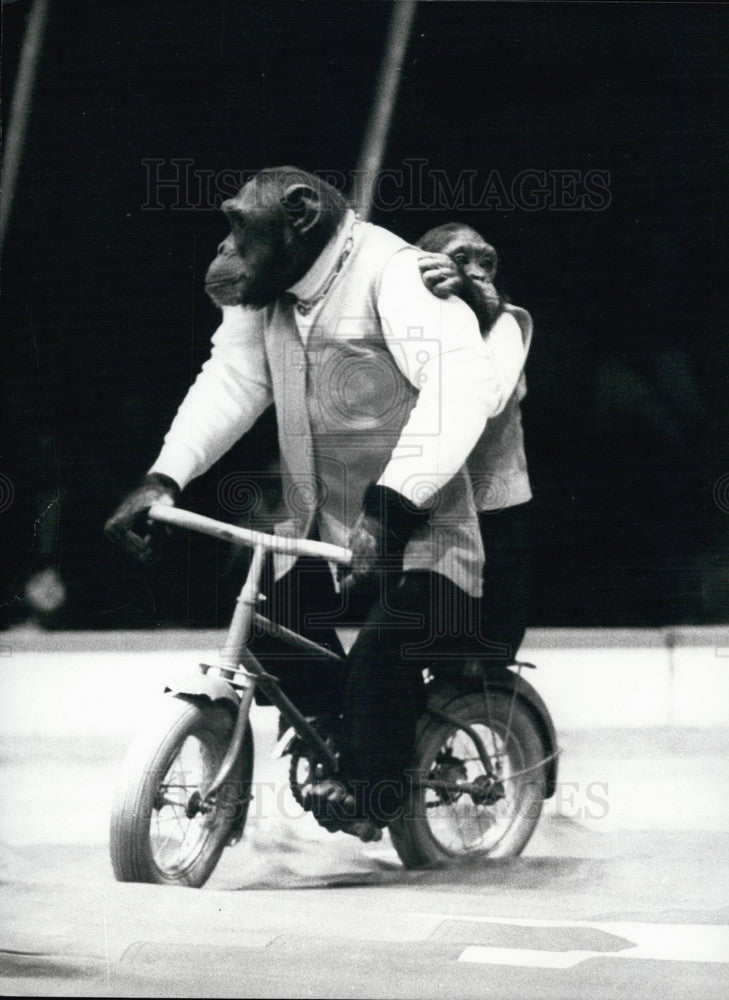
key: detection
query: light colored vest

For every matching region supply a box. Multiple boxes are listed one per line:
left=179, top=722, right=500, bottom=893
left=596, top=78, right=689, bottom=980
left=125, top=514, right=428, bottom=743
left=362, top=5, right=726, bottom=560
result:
left=469, top=304, right=533, bottom=511
left=262, top=222, right=484, bottom=596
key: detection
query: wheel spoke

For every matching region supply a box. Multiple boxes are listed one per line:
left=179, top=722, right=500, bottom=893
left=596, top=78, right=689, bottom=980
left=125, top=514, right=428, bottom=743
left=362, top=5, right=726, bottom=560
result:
left=148, top=733, right=223, bottom=875
left=424, top=718, right=523, bottom=853
left=156, top=791, right=188, bottom=808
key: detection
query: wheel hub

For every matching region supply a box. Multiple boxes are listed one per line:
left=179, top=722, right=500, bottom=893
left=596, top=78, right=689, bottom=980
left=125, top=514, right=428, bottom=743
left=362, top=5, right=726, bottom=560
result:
left=185, top=789, right=203, bottom=818
left=431, top=750, right=468, bottom=804
left=469, top=773, right=505, bottom=806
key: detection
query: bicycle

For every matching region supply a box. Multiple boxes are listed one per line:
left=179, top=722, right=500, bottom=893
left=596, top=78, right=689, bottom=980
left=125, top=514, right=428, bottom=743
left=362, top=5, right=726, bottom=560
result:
left=109, top=504, right=559, bottom=888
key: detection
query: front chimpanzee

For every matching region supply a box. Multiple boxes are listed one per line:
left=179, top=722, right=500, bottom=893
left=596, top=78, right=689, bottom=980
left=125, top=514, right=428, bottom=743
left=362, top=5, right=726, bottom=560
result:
left=106, top=168, right=514, bottom=838
left=418, top=224, right=534, bottom=668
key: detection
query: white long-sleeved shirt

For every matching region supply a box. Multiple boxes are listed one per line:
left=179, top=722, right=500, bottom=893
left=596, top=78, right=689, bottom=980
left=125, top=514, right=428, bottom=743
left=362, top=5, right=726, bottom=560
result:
left=151, top=215, right=526, bottom=505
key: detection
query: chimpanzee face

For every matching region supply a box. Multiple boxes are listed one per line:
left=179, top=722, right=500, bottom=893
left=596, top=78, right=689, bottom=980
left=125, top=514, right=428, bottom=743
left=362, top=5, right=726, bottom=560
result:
left=436, top=226, right=503, bottom=328
left=204, top=168, right=347, bottom=311
left=438, top=227, right=498, bottom=288
left=205, top=183, right=295, bottom=309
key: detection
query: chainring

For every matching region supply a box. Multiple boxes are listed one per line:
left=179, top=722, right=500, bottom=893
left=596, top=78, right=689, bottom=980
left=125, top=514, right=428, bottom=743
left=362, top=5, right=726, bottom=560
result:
left=288, top=717, right=341, bottom=809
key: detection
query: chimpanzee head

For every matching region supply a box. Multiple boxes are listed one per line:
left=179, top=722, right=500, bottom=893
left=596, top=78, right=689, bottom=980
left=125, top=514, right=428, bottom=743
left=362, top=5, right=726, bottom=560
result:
left=418, top=223, right=504, bottom=330
left=205, top=167, right=349, bottom=310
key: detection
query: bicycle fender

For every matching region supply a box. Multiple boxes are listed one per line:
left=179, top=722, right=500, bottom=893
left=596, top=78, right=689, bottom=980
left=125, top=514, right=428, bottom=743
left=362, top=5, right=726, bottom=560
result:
left=429, top=668, right=559, bottom=799
left=489, top=668, right=559, bottom=797
left=163, top=674, right=240, bottom=712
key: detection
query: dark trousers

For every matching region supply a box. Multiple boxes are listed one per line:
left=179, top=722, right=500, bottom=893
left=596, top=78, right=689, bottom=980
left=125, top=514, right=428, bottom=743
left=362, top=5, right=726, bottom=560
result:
left=249, top=503, right=532, bottom=823
left=338, top=503, right=533, bottom=822
left=340, top=569, right=478, bottom=823
left=476, top=500, right=533, bottom=668
left=250, top=557, right=481, bottom=821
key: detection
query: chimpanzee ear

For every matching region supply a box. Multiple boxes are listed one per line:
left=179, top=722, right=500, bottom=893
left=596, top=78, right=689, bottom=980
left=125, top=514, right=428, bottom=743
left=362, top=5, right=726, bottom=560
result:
left=280, top=183, right=322, bottom=235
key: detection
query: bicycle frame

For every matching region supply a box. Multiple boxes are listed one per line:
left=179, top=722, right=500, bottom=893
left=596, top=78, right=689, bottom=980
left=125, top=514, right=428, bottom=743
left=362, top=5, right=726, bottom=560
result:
left=147, top=504, right=559, bottom=810
left=148, top=503, right=352, bottom=808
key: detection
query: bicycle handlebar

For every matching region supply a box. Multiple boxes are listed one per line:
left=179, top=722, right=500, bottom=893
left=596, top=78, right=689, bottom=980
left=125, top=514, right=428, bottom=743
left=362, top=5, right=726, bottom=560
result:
left=148, top=503, right=352, bottom=566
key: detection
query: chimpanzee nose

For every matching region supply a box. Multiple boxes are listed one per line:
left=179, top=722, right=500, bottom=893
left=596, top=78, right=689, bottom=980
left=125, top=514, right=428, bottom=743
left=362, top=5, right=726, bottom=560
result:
left=217, top=235, right=235, bottom=256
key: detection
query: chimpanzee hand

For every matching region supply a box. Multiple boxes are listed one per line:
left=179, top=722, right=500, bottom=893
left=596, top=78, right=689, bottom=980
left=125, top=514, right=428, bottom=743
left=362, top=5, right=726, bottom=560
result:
left=339, top=484, right=429, bottom=597
left=104, top=473, right=180, bottom=565
left=340, top=509, right=388, bottom=600
left=418, top=251, right=464, bottom=299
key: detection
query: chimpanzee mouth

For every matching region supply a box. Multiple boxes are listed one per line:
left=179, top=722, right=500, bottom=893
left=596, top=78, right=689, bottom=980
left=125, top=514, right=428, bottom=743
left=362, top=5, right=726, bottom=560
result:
left=205, top=277, right=247, bottom=291
left=204, top=279, right=250, bottom=307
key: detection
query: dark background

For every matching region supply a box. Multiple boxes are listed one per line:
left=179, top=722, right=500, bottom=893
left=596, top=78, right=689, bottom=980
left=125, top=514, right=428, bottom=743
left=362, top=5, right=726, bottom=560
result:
left=1, top=0, right=727, bottom=629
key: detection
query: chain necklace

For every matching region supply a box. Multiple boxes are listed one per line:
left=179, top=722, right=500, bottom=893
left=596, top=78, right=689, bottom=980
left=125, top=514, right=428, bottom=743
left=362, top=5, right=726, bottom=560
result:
left=294, top=218, right=360, bottom=316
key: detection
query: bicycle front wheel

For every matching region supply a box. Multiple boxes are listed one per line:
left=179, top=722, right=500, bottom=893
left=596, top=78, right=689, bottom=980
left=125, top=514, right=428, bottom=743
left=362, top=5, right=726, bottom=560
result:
left=390, top=689, right=547, bottom=868
left=110, top=694, right=252, bottom=888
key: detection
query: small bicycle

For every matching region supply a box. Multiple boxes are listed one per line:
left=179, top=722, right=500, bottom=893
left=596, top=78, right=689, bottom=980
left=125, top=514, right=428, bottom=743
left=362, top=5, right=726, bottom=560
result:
left=110, top=504, right=559, bottom=888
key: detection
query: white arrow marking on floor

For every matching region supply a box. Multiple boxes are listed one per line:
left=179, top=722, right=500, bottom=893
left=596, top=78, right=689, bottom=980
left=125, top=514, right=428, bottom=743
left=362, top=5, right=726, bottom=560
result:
left=418, top=914, right=729, bottom=967
left=459, top=947, right=612, bottom=969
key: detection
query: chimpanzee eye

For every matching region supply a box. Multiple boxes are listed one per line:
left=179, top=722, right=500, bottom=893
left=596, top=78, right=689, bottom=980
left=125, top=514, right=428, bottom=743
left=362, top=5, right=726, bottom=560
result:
left=228, top=219, right=247, bottom=251
left=452, top=252, right=468, bottom=265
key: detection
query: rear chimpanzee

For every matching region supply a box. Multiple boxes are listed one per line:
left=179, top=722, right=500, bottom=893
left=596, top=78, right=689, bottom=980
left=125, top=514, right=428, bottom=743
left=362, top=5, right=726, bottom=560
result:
left=418, top=224, right=534, bottom=670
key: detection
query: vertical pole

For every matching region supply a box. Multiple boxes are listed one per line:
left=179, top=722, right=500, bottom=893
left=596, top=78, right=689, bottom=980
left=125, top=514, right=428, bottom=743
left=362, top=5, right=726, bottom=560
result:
left=353, top=0, right=418, bottom=221
left=0, top=0, right=51, bottom=255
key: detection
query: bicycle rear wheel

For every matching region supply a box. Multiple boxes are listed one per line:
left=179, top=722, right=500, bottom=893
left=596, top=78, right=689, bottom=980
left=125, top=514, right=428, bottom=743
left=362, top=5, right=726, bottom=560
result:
left=390, top=689, right=546, bottom=868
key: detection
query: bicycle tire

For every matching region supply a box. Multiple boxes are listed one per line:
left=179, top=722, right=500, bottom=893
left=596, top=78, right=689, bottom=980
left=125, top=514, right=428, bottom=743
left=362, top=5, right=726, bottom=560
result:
left=390, top=689, right=546, bottom=868
left=110, top=694, right=252, bottom=887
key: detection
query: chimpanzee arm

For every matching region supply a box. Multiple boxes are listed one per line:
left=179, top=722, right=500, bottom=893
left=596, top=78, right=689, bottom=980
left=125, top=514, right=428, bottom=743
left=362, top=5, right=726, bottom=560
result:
left=375, top=251, right=508, bottom=507
left=149, top=306, right=273, bottom=489
left=481, top=310, right=529, bottom=401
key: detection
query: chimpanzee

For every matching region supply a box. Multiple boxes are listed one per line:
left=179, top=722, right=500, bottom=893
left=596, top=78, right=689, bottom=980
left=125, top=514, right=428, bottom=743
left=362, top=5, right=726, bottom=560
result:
left=105, top=167, right=512, bottom=839
left=417, top=224, right=534, bottom=668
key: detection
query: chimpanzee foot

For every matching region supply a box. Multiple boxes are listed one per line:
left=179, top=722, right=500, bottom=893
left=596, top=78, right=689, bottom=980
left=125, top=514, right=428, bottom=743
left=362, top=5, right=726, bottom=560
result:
left=301, top=780, right=382, bottom=842
left=301, top=778, right=357, bottom=831
left=340, top=818, right=383, bottom=843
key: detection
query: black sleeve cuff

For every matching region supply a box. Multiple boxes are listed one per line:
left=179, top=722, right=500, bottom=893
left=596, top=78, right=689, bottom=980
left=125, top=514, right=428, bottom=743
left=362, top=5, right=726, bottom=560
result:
left=362, top=483, right=429, bottom=547
left=143, top=472, right=181, bottom=499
